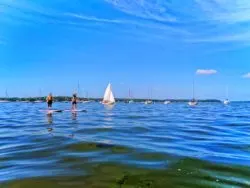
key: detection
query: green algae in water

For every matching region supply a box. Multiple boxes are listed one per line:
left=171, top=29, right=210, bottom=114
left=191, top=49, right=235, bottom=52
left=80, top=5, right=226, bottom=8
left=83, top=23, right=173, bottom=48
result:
left=3, top=158, right=250, bottom=188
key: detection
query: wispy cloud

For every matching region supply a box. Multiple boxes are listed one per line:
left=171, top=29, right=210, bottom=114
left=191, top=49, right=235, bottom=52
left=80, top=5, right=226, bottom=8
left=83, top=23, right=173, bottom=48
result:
left=64, top=13, right=124, bottom=24
left=243, top=73, right=250, bottom=78
left=105, top=0, right=250, bottom=46
left=196, top=69, right=217, bottom=75
left=1, top=0, right=250, bottom=48
left=105, top=0, right=177, bottom=22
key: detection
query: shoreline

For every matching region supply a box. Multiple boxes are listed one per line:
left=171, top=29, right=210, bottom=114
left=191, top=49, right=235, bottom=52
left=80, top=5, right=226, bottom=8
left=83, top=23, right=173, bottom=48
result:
left=0, top=97, right=223, bottom=103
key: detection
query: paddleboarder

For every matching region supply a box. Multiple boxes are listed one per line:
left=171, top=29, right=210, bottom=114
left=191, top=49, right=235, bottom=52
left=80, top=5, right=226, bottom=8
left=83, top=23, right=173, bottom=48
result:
left=46, top=93, right=53, bottom=109
left=72, top=93, right=77, bottom=110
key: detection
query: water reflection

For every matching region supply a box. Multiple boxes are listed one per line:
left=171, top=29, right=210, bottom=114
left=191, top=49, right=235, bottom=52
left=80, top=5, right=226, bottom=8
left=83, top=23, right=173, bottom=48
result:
left=47, top=113, right=53, bottom=124
left=71, top=112, right=77, bottom=120
left=47, top=127, right=53, bottom=133
left=46, top=113, right=54, bottom=135
left=104, top=104, right=115, bottom=110
left=103, top=111, right=114, bottom=127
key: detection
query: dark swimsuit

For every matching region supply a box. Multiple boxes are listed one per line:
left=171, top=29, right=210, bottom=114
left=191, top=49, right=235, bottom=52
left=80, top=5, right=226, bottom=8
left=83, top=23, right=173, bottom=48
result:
left=48, top=100, right=52, bottom=107
left=47, top=97, right=53, bottom=107
left=72, top=97, right=77, bottom=105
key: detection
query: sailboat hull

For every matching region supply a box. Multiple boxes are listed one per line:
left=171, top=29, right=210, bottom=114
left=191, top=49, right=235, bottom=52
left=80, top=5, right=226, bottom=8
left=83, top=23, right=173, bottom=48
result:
left=188, top=101, right=198, bottom=106
left=164, top=101, right=171, bottom=104
left=145, top=100, right=153, bottom=105
left=101, top=101, right=115, bottom=105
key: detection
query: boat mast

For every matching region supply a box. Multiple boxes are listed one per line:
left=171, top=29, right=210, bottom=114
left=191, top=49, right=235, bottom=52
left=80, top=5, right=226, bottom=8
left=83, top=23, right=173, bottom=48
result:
left=192, top=78, right=195, bottom=100
left=151, top=88, right=153, bottom=101
left=77, top=81, right=80, bottom=98
left=5, top=89, right=9, bottom=99
left=86, top=91, right=89, bottom=100
left=147, top=88, right=150, bottom=101
left=39, top=89, right=42, bottom=98
left=148, top=87, right=152, bottom=101
left=226, top=86, right=229, bottom=99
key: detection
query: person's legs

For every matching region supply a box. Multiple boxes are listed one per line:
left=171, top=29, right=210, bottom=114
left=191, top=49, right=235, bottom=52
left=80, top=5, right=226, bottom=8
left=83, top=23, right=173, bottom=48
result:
left=48, top=101, right=52, bottom=109
left=72, top=101, right=77, bottom=110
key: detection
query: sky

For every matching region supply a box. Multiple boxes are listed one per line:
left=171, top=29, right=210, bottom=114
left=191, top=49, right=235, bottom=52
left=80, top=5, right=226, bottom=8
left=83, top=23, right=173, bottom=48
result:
left=1, top=0, right=250, bottom=100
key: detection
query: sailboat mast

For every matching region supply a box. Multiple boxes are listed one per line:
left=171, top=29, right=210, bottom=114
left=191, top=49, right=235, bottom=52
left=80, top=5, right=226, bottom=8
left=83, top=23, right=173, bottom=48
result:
left=147, top=88, right=150, bottom=101
left=77, top=81, right=80, bottom=97
left=86, top=91, right=89, bottom=100
left=39, top=89, right=42, bottom=98
left=151, top=88, right=153, bottom=100
left=5, top=89, right=9, bottom=98
left=192, top=79, right=195, bottom=99
left=226, top=86, right=229, bottom=99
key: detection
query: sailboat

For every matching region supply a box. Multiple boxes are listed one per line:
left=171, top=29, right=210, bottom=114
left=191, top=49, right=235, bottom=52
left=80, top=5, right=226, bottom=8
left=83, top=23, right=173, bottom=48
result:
left=77, top=81, right=89, bottom=103
left=34, top=89, right=43, bottom=103
left=164, top=100, right=171, bottom=104
left=188, top=79, right=198, bottom=106
left=125, top=89, right=134, bottom=103
left=223, top=86, right=230, bottom=105
left=145, top=88, right=153, bottom=105
left=101, top=83, right=115, bottom=105
left=82, top=91, right=91, bottom=103
left=0, top=89, right=10, bottom=103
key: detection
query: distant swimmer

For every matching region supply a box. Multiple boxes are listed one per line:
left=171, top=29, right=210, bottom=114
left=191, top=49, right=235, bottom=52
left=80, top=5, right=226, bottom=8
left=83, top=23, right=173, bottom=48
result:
left=46, top=93, right=53, bottom=109
left=72, top=93, right=77, bottom=110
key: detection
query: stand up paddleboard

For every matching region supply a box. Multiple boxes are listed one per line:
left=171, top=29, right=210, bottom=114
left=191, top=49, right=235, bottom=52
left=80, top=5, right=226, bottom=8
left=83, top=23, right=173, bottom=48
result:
left=64, top=109, right=87, bottom=113
left=39, top=109, right=63, bottom=114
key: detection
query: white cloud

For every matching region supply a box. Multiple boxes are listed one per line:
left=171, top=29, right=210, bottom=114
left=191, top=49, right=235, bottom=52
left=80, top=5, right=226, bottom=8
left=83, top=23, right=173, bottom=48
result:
left=243, top=73, right=250, bottom=78
left=196, top=69, right=217, bottom=75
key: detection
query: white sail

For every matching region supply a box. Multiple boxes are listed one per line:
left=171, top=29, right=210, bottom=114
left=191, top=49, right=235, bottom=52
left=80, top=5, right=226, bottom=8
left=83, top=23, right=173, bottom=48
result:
left=103, top=83, right=115, bottom=104
left=103, top=83, right=111, bottom=101
left=109, top=90, right=115, bottom=103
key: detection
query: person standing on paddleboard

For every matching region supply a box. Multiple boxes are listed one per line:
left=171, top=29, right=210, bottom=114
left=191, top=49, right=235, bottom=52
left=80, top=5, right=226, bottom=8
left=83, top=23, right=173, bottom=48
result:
left=46, top=93, right=53, bottom=109
left=72, top=93, right=77, bottom=110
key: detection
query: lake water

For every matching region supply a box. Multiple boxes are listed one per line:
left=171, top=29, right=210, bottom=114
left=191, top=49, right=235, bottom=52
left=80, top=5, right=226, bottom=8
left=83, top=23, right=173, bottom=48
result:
left=1, top=102, right=250, bottom=187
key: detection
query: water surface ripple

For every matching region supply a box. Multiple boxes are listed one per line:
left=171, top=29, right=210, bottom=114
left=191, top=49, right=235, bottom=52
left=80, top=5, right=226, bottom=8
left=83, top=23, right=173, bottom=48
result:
left=1, top=102, right=250, bottom=187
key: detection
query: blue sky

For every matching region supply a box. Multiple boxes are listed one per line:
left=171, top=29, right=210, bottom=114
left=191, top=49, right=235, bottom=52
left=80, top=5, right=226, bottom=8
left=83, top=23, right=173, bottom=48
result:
left=1, top=0, right=250, bottom=100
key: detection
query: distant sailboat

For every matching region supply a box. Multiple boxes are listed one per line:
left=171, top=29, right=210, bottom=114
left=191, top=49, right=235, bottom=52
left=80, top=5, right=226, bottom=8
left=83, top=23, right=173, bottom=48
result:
left=128, top=100, right=134, bottom=104
left=125, top=89, right=134, bottom=103
left=188, top=99, right=198, bottom=106
left=82, top=91, right=90, bottom=103
left=101, top=83, right=115, bottom=105
left=0, top=89, right=9, bottom=103
left=145, top=88, right=153, bottom=105
left=224, top=99, right=230, bottom=105
left=223, top=86, right=230, bottom=105
left=34, top=89, right=43, bottom=103
left=188, top=79, right=198, bottom=106
left=164, top=100, right=171, bottom=104
left=77, top=81, right=88, bottom=103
